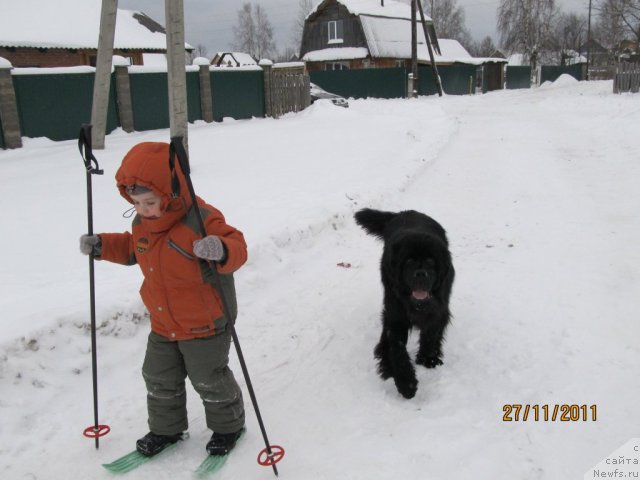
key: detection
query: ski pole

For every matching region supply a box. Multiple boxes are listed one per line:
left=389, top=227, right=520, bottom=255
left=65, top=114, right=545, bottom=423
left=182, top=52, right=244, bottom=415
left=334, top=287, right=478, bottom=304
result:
left=169, top=137, right=284, bottom=476
left=78, top=125, right=111, bottom=449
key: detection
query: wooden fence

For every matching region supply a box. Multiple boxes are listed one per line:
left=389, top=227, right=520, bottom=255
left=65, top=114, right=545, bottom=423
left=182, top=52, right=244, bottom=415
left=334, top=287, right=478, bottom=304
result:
left=613, top=62, right=640, bottom=93
left=263, top=62, right=310, bottom=118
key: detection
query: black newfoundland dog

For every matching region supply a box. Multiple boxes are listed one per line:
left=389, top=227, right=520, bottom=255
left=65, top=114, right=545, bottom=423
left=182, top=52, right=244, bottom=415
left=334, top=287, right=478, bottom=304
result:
left=355, top=208, right=455, bottom=399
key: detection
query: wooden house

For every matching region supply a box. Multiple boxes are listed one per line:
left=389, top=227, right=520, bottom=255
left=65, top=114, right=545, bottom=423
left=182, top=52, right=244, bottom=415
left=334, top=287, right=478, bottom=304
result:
left=0, top=0, right=192, bottom=67
left=300, top=0, right=506, bottom=91
left=300, top=0, right=442, bottom=71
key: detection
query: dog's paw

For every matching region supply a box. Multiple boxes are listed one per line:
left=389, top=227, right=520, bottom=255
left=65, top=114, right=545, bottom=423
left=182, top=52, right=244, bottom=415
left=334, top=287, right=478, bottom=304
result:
left=416, top=354, right=443, bottom=369
left=394, top=376, right=418, bottom=399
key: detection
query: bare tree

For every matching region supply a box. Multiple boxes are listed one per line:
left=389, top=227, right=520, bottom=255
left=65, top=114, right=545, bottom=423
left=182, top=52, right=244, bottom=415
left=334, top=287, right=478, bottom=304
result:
left=425, top=0, right=473, bottom=49
left=254, top=5, right=276, bottom=60
left=189, top=44, right=209, bottom=61
left=553, top=12, right=587, bottom=64
left=497, top=0, right=559, bottom=69
left=292, top=0, right=314, bottom=55
left=232, top=3, right=256, bottom=56
left=595, top=0, right=640, bottom=49
left=594, top=0, right=627, bottom=49
left=470, top=36, right=498, bottom=57
left=232, top=3, right=276, bottom=60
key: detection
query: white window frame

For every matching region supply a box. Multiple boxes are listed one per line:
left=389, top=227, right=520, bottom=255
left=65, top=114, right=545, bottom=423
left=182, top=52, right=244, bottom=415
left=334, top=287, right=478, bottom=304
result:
left=328, top=20, right=344, bottom=44
left=325, top=61, right=350, bottom=71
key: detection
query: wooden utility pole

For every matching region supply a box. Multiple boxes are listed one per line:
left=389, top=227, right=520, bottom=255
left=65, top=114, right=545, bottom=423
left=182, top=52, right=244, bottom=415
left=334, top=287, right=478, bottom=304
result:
left=417, top=0, right=443, bottom=96
left=91, top=0, right=118, bottom=149
left=410, top=0, right=418, bottom=98
left=586, top=0, right=592, bottom=80
left=165, top=0, right=189, bottom=152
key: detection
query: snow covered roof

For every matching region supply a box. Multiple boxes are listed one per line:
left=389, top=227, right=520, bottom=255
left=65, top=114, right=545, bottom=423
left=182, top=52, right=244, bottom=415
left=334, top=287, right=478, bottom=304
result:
left=438, top=39, right=471, bottom=59
left=0, top=0, right=192, bottom=51
left=308, top=0, right=427, bottom=21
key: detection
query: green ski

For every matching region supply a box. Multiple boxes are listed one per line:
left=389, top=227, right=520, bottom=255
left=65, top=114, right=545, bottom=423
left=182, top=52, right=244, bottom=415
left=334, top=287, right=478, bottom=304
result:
left=194, top=430, right=245, bottom=477
left=102, top=436, right=185, bottom=474
left=194, top=454, right=229, bottom=477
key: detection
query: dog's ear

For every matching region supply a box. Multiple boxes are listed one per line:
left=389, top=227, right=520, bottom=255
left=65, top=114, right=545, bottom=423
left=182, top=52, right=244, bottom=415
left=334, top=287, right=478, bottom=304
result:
left=354, top=208, right=396, bottom=239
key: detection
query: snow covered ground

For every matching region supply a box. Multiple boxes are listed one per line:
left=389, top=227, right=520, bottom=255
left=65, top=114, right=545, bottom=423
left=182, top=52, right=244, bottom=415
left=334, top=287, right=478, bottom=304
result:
left=0, top=77, right=638, bottom=479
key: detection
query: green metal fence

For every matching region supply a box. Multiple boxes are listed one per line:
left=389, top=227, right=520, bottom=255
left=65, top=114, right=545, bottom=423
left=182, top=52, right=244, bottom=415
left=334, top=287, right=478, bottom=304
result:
left=12, top=72, right=118, bottom=141
left=210, top=69, right=264, bottom=122
left=129, top=72, right=169, bottom=131
left=310, top=68, right=407, bottom=99
left=540, top=64, right=585, bottom=83
left=419, top=64, right=477, bottom=95
left=311, top=65, right=478, bottom=100
left=506, top=66, right=532, bottom=89
left=186, top=70, right=202, bottom=123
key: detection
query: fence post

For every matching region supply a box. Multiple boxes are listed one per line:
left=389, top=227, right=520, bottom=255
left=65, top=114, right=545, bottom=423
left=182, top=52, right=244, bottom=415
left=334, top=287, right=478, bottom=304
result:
left=0, top=58, right=22, bottom=149
left=194, top=58, right=213, bottom=123
left=260, top=59, right=273, bottom=118
left=113, top=59, right=135, bottom=133
left=303, top=74, right=310, bottom=109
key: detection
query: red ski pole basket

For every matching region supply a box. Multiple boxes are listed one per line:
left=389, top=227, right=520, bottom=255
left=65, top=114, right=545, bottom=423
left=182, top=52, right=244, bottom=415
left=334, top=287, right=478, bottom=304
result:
left=257, top=445, right=285, bottom=467
left=83, top=424, right=111, bottom=439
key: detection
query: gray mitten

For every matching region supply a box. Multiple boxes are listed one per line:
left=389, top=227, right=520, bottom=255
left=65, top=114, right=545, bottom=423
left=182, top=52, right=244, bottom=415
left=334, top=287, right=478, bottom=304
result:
left=80, top=234, right=102, bottom=256
left=193, top=235, right=226, bottom=261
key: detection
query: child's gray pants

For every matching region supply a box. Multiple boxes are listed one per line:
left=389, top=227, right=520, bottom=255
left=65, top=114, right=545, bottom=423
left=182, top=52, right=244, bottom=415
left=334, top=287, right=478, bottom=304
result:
left=142, top=330, right=245, bottom=435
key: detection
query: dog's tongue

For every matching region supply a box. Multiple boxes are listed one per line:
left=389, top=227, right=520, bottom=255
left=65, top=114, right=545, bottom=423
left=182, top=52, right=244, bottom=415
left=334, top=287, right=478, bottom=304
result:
left=412, top=289, right=430, bottom=300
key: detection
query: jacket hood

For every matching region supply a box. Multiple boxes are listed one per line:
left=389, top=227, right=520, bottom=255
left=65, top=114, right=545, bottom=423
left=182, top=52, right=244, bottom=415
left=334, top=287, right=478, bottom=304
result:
left=115, top=142, right=191, bottom=232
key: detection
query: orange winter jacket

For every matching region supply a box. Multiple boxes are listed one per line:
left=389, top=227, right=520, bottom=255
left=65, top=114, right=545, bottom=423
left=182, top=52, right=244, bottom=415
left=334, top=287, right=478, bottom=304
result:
left=98, top=142, right=247, bottom=340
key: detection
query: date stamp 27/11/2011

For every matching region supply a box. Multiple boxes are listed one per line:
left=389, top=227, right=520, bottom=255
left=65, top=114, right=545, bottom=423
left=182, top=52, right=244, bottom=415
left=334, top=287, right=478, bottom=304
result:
left=502, top=404, right=597, bottom=422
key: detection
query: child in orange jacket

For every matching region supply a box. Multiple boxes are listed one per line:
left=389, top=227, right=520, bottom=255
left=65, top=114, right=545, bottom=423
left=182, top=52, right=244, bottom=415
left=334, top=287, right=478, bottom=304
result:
left=80, top=142, right=246, bottom=457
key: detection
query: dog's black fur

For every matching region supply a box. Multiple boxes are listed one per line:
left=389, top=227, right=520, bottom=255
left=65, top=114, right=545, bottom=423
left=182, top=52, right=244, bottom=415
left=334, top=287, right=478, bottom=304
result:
left=355, top=208, right=455, bottom=399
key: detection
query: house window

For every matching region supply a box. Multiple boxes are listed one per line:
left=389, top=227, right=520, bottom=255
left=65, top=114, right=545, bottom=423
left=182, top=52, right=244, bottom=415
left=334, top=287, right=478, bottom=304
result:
left=325, top=62, right=349, bottom=71
left=328, top=20, right=344, bottom=44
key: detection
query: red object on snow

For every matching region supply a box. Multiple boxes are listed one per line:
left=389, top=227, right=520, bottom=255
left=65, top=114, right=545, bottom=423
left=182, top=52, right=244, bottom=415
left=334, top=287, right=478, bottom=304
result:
left=257, top=445, right=285, bottom=466
left=83, top=424, right=111, bottom=439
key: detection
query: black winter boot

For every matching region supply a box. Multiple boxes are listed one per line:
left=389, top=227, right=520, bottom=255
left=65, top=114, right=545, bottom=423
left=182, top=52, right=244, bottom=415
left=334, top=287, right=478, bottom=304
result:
left=206, top=428, right=244, bottom=456
left=136, top=431, right=184, bottom=457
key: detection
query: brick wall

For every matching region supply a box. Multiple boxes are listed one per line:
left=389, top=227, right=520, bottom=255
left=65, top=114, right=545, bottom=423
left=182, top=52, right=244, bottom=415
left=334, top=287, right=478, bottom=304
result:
left=0, top=47, right=144, bottom=67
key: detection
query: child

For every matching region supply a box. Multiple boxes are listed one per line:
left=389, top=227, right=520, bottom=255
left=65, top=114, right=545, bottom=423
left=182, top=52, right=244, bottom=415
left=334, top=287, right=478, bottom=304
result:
left=80, top=142, right=247, bottom=457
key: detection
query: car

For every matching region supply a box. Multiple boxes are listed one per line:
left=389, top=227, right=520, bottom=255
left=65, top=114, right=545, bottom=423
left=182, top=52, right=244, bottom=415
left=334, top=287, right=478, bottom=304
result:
left=309, top=82, right=349, bottom=108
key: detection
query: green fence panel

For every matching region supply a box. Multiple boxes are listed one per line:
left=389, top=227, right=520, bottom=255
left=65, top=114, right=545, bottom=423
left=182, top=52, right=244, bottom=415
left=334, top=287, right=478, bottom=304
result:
left=186, top=70, right=202, bottom=123
left=506, top=66, right=531, bottom=89
left=210, top=69, right=264, bottom=122
left=129, top=72, right=169, bottom=131
left=418, top=64, right=477, bottom=95
left=310, top=68, right=407, bottom=99
left=12, top=72, right=118, bottom=141
left=541, top=64, right=584, bottom=83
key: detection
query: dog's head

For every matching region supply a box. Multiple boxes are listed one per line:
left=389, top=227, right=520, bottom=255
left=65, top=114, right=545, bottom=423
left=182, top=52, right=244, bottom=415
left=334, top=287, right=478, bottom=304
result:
left=388, top=233, right=452, bottom=312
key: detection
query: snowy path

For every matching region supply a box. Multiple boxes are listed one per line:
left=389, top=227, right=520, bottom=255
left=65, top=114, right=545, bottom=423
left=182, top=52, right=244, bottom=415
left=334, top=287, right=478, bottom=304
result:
left=1, top=80, right=638, bottom=479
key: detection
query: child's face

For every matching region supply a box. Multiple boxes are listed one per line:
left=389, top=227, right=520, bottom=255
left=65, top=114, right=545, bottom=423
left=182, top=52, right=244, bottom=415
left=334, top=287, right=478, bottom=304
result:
left=130, top=191, right=163, bottom=219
